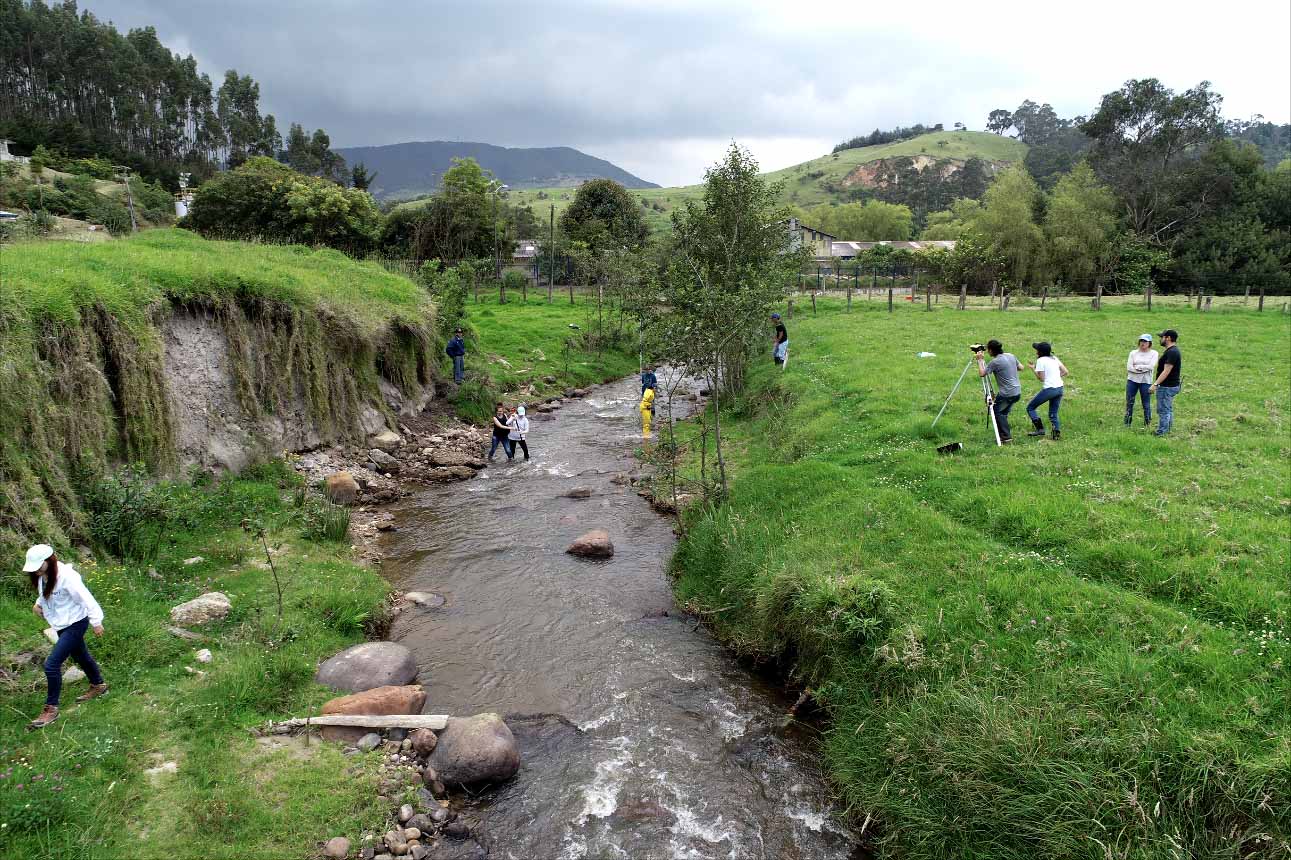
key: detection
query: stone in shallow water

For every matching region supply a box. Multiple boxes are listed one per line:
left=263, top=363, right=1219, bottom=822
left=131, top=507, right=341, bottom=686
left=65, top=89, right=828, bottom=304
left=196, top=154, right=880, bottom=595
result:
left=566, top=529, right=614, bottom=559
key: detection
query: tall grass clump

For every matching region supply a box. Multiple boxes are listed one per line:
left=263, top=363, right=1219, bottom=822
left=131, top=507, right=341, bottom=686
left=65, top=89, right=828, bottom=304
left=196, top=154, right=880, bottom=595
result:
left=671, top=298, right=1290, bottom=858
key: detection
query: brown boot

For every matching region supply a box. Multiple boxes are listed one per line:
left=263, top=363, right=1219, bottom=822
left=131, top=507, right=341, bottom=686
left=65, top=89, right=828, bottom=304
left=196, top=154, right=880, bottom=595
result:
left=76, top=683, right=109, bottom=703
left=28, top=705, right=59, bottom=730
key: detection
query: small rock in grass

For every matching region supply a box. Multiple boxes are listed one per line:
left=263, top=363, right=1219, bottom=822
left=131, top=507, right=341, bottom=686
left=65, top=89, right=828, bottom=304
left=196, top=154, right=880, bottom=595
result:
left=357, top=733, right=382, bottom=752
left=398, top=804, right=414, bottom=823
left=194, top=648, right=212, bottom=663
left=63, top=666, right=86, bottom=684
left=407, top=814, right=433, bottom=832
left=169, top=592, right=231, bottom=626
left=323, top=836, right=351, bottom=859
left=182, top=556, right=204, bottom=566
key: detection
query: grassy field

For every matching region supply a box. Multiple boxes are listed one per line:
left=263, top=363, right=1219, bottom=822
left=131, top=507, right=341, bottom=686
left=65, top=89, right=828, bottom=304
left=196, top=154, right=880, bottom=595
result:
left=451, top=290, right=640, bottom=421
left=0, top=463, right=392, bottom=859
left=668, top=298, right=1290, bottom=858
left=502, top=131, right=1027, bottom=237
left=1, top=228, right=432, bottom=334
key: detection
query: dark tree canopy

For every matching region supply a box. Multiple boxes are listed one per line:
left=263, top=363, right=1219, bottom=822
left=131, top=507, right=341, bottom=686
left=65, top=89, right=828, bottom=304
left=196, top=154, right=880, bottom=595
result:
left=559, top=179, right=648, bottom=251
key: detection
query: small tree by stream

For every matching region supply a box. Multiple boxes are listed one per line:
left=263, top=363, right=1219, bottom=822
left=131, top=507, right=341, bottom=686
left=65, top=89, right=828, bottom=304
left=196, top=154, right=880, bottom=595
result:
left=648, top=143, right=807, bottom=497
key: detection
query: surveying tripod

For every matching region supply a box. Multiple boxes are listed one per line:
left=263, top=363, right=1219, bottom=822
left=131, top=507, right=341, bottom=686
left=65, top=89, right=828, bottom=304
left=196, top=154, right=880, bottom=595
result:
left=931, top=357, right=1003, bottom=447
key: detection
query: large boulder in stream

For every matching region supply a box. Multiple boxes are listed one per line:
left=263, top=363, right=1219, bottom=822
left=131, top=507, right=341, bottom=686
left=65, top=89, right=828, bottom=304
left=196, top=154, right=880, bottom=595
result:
left=428, top=713, right=520, bottom=785
left=316, top=641, right=419, bottom=692
left=566, top=529, right=614, bottom=559
left=320, top=684, right=427, bottom=743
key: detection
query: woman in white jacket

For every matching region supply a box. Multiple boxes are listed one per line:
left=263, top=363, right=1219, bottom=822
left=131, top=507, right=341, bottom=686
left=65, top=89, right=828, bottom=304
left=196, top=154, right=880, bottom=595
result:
left=23, top=544, right=108, bottom=729
left=507, top=405, right=531, bottom=461
left=1125, top=333, right=1158, bottom=426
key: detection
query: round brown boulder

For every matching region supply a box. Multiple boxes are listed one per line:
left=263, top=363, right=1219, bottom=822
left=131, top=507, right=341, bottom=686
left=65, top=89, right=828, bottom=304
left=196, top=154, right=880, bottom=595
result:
left=566, top=529, right=614, bottom=559
left=319, top=684, right=427, bottom=743
left=325, top=472, right=360, bottom=505
left=316, top=642, right=419, bottom=693
left=427, top=713, right=520, bottom=785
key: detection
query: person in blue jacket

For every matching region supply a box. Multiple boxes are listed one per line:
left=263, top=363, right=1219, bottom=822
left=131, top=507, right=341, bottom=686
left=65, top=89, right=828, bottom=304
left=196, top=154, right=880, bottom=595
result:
left=446, top=328, right=466, bottom=384
left=640, top=365, right=657, bottom=395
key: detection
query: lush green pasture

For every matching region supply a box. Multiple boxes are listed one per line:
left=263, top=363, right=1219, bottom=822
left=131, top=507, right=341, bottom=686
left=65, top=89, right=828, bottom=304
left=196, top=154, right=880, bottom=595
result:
left=670, top=299, right=1290, bottom=858
left=452, top=290, right=639, bottom=420
left=1, top=228, right=432, bottom=333
left=0, top=463, right=391, bottom=859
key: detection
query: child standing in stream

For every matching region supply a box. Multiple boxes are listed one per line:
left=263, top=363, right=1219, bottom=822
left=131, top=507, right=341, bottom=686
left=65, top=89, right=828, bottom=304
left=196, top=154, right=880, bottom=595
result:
left=24, top=544, right=109, bottom=729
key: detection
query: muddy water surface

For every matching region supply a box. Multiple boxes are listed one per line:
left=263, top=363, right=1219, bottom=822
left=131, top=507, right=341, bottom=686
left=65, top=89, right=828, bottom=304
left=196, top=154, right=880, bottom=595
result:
left=381, top=372, right=859, bottom=860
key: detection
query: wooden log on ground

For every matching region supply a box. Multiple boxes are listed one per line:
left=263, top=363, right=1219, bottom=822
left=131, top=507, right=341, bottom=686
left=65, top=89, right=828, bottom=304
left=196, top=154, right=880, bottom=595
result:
left=265, top=714, right=450, bottom=735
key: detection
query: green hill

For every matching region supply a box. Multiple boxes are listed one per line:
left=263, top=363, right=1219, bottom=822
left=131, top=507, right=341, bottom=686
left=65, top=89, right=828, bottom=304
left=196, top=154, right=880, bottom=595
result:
left=503, top=131, right=1028, bottom=237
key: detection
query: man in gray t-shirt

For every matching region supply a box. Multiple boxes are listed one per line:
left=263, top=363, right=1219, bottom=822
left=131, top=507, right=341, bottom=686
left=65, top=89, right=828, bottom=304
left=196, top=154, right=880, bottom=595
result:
left=977, top=340, right=1022, bottom=442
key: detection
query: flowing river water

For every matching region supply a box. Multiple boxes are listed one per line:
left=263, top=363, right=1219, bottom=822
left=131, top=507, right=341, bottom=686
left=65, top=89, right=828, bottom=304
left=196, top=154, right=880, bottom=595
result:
left=380, top=372, right=861, bottom=860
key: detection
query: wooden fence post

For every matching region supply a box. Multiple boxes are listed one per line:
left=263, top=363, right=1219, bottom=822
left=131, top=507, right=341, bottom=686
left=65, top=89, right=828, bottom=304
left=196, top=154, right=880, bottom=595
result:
left=811, top=291, right=817, bottom=315
left=1093, top=282, right=1102, bottom=310
left=500, top=277, right=505, bottom=305
left=1244, top=284, right=1251, bottom=303
left=1146, top=281, right=1152, bottom=311
left=913, top=269, right=920, bottom=303
left=926, top=286, right=932, bottom=311
left=935, top=283, right=940, bottom=304
left=1041, top=285, right=1048, bottom=310
left=1203, top=295, right=1212, bottom=312
left=870, top=267, right=876, bottom=300
left=787, top=299, right=794, bottom=319
left=888, top=284, right=894, bottom=313
left=988, top=280, right=997, bottom=306
left=521, top=276, right=527, bottom=303
left=958, top=284, right=967, bottom=310
left=1001, top=290, right=1010, bottom=311
left=1259, top=287, right=1265, bottom=311
left=847, top=283, right=852, bottom=312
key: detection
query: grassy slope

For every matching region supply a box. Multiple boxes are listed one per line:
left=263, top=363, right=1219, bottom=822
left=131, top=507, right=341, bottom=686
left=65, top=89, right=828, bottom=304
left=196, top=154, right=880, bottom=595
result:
left=0, top=465, right=391, bottom=859
left=1, top=229, right=432, bottom=334
left=450, top=291, right=640, bottom=422
left=503, top=132, right=1027, bottom=237
left=669, top=299, right=1290, bottom=858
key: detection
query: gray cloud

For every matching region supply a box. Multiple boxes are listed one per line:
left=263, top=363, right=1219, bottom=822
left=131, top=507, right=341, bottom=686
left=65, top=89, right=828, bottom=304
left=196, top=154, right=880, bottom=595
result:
left=86, top=0, right=1290, bottom=185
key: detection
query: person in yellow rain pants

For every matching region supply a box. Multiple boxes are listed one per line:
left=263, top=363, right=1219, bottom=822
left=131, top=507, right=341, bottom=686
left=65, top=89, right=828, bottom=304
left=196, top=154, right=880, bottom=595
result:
left=639, top=386, right=656, bottom=439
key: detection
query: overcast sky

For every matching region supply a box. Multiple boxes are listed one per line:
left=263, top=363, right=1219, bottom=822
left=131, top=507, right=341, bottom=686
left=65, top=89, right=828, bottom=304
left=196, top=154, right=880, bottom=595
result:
left=87, top=0, right=1290, bottom=186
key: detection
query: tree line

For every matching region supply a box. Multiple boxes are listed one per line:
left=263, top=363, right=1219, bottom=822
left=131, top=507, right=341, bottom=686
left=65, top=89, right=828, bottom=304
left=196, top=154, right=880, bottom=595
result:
left=0, top=0, right=359, bottom=189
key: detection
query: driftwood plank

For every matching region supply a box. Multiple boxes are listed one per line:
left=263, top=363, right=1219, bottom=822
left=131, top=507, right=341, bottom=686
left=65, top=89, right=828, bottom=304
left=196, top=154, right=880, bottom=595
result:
left=266, top=714, right=450, bottom=734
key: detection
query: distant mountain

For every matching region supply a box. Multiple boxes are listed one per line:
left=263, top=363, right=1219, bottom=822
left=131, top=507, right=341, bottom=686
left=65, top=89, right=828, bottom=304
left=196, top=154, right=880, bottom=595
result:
left=334, top=141, right=658, bottom=200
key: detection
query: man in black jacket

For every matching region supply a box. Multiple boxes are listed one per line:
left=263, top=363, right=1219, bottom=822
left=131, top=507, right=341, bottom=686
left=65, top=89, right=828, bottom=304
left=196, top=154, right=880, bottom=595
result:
left=1150, top=329, right=1182, bottom=436
left=446, top=328, right=466, bottom=384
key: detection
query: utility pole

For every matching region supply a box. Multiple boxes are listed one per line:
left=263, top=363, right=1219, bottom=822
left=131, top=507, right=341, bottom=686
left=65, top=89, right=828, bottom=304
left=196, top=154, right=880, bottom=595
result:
left=548, top=203, right=555, bottom=302
left=117, top=165, right=138, bottom=232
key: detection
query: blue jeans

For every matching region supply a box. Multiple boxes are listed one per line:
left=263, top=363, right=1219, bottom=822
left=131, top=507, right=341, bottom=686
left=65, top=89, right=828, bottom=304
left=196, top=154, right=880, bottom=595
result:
left=992, top=393, right=1020, bottom=441
left=1026, top=387, right=1063, bottom=431
left=45, top=617, right=103, bottom=706
left=1156, top=385, right=1180, bottom=435
left=451, top=354, right=464, bottom=383
left=1125, top=380, right=1152, bottom=424
left=488, top=435, right=513, bottom=459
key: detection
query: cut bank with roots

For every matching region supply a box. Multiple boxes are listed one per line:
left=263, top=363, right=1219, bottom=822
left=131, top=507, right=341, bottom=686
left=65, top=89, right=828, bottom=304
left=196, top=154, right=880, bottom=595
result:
left=0, top=229, right=440, bottom=560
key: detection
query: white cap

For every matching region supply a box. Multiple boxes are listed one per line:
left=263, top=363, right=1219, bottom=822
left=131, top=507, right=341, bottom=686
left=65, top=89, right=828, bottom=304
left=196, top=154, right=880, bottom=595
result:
left=1138, top=333, right=1153, bottom=343
left=517, top=406, right=526, bottom=416
left=23, top=544, right=54, bottom=572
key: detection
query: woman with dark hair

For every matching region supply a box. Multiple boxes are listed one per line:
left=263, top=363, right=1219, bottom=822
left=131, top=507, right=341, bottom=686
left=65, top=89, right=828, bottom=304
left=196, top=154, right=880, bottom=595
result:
left=22, top=544, right=108, bottom=729
left=1024, top=341, right=1069, bottom=440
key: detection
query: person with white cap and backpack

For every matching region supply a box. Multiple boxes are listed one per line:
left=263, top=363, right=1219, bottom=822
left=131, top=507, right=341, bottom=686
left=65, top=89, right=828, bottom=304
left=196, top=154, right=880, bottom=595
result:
left=22, top=544, right=108, bottom=729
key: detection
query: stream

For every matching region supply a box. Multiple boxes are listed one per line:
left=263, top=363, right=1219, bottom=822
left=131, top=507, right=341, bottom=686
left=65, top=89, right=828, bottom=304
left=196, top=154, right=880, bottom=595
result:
left=380, top=371, right=861, bottom=860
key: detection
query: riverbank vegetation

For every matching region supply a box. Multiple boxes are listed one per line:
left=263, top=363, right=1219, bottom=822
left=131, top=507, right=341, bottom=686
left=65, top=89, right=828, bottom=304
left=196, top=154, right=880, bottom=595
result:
left=0, top=229, right=437, bottom=564
left=668, top=299, right=1290, bottom=858
left=0, top=461, right=391, bottom=859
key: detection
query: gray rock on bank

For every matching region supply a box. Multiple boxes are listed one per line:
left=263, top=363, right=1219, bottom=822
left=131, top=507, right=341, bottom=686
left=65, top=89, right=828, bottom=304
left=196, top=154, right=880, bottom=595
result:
left=316, top=641, right=419, bottom=692
left=428, top=713, right=520, bottom=785
left=169, top=592, right=231, bottom=626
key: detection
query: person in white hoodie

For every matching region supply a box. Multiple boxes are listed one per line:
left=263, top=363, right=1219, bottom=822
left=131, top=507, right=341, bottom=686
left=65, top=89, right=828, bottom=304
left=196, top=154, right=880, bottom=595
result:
left=23, top=544, right=108, bottom=729
left=507, top=405, right=531, bottom=461
left=1125, top=333, right=1159, bottom=426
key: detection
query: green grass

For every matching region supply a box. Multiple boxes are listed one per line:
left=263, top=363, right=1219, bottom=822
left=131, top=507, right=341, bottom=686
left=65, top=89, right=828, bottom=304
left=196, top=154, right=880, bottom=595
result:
left=669, top=298, right=1291, bottom=858
left=452, top=290, right=640, bottom=420
left=0, top=464, right=393, bottom=859
left=505, top=131, right=1026, bottom=236
left=0, top=228, right=433, bottom=334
